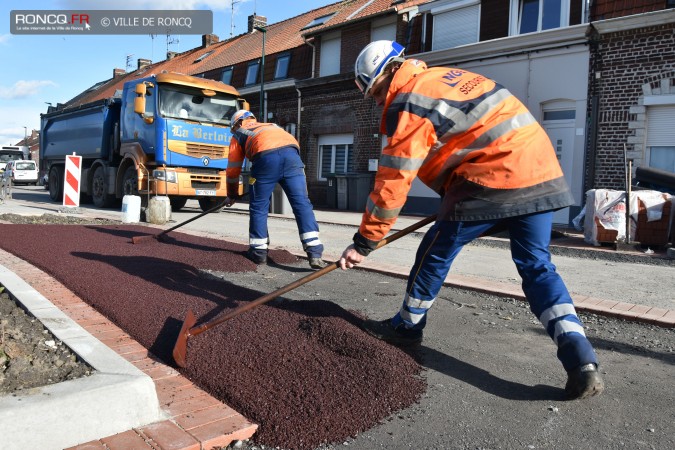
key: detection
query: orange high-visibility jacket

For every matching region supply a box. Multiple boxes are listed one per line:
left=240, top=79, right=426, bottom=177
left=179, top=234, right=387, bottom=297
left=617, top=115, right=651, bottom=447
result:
left=356, top=59, right=573, bottom=249
left=226, top=121, right=300, bottom=197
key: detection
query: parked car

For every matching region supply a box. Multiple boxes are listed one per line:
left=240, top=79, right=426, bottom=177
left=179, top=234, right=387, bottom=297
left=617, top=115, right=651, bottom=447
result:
left=3, top=160, right=39, bottom=185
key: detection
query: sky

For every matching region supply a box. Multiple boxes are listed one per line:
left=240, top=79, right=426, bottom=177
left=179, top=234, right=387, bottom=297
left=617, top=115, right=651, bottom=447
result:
left=0, top=0, right=338, bottom=146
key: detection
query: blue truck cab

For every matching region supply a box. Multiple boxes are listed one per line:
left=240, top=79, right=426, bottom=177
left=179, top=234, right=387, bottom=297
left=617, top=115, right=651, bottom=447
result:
left=41, top=72, right=248, bottom=211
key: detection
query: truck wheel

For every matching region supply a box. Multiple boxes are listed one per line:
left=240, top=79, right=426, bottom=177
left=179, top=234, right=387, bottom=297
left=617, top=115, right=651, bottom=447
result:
left=198, top=197, right=227, bottom=212
left=91, top=166, right=115, bottom=208
left=122, top=166, right=139, bottom=196
left=48, top=166, right=63, bottom=202
left=169, top=197, right=188, bottom=212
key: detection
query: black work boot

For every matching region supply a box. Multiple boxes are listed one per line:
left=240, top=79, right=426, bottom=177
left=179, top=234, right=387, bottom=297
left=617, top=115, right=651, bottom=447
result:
left=246, top=248, right=267, bottom=265
left=565, top=363, right=605, bottom=400
left=308, top=257, right=328, bottom=270
left=361, top=319, right=423, bottom=346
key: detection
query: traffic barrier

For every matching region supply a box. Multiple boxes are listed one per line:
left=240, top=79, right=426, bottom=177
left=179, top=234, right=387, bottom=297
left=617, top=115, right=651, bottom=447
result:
left=63, top=153, right=82, bottom=207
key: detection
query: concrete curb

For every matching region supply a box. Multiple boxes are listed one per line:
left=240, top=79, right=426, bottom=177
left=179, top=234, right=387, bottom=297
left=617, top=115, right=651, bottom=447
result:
left=0, top=264, right=166, bottom=450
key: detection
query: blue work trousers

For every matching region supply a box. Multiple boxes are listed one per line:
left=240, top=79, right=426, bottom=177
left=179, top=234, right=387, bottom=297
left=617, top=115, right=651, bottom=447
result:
left=248, top=147, right=323, bottom=258
left=391, top=211, right=598, bottom=371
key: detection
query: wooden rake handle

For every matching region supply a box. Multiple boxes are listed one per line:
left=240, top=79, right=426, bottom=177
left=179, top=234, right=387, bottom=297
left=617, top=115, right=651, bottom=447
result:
left=187, top=214, right=437, bottom=338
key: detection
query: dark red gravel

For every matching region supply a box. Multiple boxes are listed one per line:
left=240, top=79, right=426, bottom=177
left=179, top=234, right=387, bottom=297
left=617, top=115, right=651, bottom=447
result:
left=0, top=224, right=425, bottom=449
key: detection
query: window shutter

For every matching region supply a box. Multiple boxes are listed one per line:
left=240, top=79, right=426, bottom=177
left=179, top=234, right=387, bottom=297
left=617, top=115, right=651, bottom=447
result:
left=432, top=4, right=479, bottom=51
left=647, top=105, right=675, bottom=146
left=320, top=36, right=341, bottom=77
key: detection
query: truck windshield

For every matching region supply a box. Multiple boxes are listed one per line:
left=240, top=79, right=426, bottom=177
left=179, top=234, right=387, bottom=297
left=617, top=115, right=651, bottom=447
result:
left=0, top=151, right=25, bottom=167
left=158, top=85, right=238, bottom=125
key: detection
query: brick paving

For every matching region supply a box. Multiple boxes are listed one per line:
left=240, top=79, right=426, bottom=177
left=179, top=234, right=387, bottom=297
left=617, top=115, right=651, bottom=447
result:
left=0, top=248, right=257, bottom=450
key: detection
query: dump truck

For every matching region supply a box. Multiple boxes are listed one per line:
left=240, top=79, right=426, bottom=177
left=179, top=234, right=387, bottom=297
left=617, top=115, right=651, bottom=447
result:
left=40, top=72, right=249, bottom=211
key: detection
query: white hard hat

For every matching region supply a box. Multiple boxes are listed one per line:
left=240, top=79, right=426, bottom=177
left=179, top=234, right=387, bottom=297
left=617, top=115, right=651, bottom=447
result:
left=354, top=40, right=405, bottom=98
left=230, top=110, right=255, bottom=128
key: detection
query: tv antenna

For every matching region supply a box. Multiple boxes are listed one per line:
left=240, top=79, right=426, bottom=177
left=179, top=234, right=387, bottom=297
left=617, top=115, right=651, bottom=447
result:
left=125, top=54, right=134, bottom=72
left=230, top=0, right=241, bottom=37
left=149, top=34, right=156, bottom=61
left=166, top=33, right=179, bottom=54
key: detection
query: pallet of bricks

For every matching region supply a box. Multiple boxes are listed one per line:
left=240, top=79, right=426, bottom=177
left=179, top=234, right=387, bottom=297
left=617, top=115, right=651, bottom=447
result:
left=582, top=189, right=674, bottom=247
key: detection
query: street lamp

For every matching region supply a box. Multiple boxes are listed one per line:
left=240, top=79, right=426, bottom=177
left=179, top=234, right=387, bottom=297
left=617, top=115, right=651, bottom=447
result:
left=254, top=25, right=266, bottom=121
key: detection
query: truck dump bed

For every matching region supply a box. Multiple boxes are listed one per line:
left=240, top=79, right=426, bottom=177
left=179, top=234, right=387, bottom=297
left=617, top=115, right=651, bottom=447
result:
left=41, top=98, right=121, bottom=162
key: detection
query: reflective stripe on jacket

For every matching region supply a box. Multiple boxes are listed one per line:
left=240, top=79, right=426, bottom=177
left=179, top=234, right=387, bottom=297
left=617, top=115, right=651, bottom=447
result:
left=226, top=121, right=300, bottom=196
left=357, top=59, right=573, bottom=246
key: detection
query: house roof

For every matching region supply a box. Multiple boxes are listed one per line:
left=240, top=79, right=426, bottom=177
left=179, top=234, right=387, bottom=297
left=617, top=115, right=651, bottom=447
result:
left=62, top=0, right=434, bottom=109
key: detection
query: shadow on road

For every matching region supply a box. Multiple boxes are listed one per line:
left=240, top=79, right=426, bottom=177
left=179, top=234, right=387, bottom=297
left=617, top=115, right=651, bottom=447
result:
left=414, top=346, right=566, bottom=401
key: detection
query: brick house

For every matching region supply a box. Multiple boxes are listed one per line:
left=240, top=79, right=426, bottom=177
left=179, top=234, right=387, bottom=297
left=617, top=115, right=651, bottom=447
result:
left=290, top=0, right=675, bottom=221
left=587, top=1, right=675, bottom=192
left=57, top=0, right=675, bottom=224
left=297, top=0, right=593, bottom=222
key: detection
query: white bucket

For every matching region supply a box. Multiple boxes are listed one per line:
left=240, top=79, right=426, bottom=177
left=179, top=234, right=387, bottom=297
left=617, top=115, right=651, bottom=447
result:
left=147, top=196, right=172, bottom=225
left=121, top=195, right=141, bottom=223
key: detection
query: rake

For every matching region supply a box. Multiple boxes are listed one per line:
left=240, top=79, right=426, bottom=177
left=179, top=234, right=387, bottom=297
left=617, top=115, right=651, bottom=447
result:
left=172, top=214, right=437, bottom=367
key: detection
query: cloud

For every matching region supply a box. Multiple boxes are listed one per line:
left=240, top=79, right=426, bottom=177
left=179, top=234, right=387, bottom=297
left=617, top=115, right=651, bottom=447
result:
left=0, top=127, right=29, bottom=146
left=0, top=34, right=10, bottom=45
left=0, top=80, right=58, bottom=100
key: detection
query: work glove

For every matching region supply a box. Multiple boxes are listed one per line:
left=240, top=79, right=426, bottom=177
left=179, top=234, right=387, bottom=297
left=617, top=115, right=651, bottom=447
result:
left=224, top=196, right=237, bottom=207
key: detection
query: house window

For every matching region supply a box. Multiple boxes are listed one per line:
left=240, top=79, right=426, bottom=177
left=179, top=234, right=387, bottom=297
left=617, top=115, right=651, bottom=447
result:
left=371, top=16, right=396, bottom=41
left=193, top=50, right=214, bottom=63
left=319, top=31, right=341, bottom=77
left=274, top=54, right=291, bottom=80
left=522, top=0, right=560, bottom=33
left=220, top=67, right=233, bottom=85
left=431, top=1, right=480, bottom=50
left=318, top=134, right=354, bottom=180
left=302, top=12, right=336, bottom=30
left=509, top=0, right=587, bottom=35
left=419, top=0, right=480, bottom=51
left=245, top=60, right=260, bottom=85
left=646, top=104, right=675, bottom=172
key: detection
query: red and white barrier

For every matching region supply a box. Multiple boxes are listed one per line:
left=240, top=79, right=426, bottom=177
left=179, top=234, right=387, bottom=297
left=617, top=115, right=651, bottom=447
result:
left=63, top=153, right=82, bottom=207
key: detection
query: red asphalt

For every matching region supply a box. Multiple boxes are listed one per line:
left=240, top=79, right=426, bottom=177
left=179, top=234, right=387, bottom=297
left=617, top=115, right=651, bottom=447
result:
left=0, top=224, right=425, bottom=450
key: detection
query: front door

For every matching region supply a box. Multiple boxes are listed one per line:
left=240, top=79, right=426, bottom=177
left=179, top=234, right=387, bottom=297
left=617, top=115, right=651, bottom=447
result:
left=543, top=112, right=576, bottom=225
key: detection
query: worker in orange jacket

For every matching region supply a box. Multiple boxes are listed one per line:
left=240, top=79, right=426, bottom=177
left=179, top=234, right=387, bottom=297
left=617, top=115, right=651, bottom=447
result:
left=225, top=110, right=326, bottom=270
left=339, top=40, right=604, bottom=400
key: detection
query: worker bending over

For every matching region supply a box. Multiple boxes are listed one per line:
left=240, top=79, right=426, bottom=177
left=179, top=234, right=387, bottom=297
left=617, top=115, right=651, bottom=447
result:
left=339, top=40, right=604, bottom=400
left=225, top=110, right=327, bottom=270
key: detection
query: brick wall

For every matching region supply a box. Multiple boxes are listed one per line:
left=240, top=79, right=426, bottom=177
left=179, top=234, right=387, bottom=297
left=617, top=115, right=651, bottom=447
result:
left=592, top=0, right=667, bottom=20
left=588, top=22, right=675, bottom=190
left=296, top=78, right=382, bottom=207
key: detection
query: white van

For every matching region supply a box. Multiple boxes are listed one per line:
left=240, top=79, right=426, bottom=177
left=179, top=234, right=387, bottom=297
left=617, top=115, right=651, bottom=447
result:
left=3, top=160, right=39, bottom=185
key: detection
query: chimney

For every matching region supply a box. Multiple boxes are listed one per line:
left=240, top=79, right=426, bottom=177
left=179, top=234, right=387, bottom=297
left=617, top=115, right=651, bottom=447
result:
left=166, top=51, right=179, bottom=60
left=202, top=33, right=219, bottom=47
left=137, top=58, right=152, bottom=70
left=113, top=68, right=126, bottom=78
left=248, top=14, right=267, bottom=33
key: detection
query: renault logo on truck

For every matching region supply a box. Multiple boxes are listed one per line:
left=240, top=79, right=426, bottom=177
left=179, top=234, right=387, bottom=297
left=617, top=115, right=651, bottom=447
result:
left=202, top=156, right=210, bottom=166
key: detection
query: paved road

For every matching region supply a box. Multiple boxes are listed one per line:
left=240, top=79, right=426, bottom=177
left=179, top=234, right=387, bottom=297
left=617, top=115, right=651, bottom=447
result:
left=2, top=186, right=675, bottom=450
left=3, top=185, right=672, bottom=313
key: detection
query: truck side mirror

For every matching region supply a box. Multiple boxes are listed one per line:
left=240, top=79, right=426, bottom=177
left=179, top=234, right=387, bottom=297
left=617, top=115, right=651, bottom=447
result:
left=134, top=96, right=146, bottom=115
left=134, top=83, right=154, bottom=124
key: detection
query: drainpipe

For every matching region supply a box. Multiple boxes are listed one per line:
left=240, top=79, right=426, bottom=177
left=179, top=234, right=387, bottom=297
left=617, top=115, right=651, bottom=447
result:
left=296, top=88, right=302, bottom=140
left=303, top=36, right=316, bottom=78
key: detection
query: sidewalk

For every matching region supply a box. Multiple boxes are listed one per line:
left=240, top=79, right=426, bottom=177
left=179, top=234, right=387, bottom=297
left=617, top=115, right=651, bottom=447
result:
left=220, top=202, right=675, bottom=328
